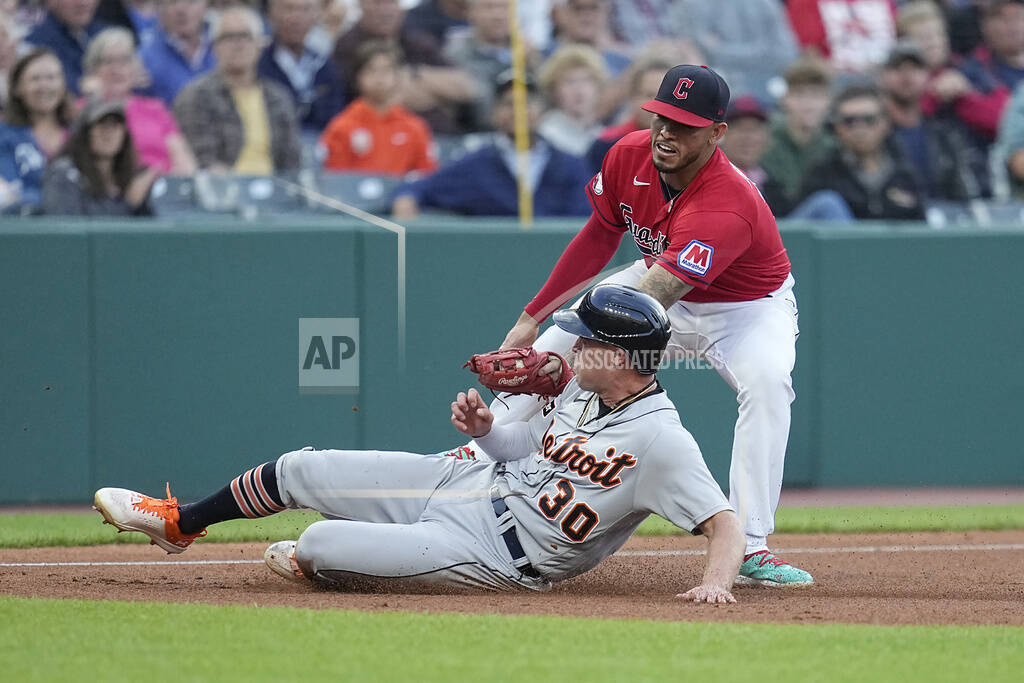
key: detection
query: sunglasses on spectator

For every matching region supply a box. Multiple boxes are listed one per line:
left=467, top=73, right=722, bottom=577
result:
left=836, top=113, right=882, bottom=128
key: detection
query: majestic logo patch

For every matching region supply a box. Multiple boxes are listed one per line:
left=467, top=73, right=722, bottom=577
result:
left=677, top=240, right=713, bottom=276
left=592, top=172, right=603, bottom=195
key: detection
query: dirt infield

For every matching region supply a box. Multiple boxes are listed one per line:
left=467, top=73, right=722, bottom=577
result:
left=3, top=530, right=1022, bottom=626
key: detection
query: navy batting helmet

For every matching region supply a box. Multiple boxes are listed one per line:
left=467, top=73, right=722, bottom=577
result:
left=552, top=284, right=671, bottom=374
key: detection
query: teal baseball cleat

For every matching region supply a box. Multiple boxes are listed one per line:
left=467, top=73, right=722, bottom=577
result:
left=735, top=550, right=814, bottom=587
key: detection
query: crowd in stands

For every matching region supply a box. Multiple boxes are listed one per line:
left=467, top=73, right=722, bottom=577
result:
left=4, top=0, right=1024, bottom=222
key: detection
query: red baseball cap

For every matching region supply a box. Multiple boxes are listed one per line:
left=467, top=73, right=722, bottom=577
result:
left=642, top=64, right=731, bottom=127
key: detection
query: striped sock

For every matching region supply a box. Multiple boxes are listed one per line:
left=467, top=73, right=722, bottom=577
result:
left=177, top=461, right=286, bottom=534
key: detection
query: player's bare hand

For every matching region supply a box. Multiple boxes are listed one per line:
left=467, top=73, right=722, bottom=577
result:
left=675, top=584, right=736, bottom=605
left=500, top=312, right=540, bottom=350
left=451, top=388, right=494, bottom=438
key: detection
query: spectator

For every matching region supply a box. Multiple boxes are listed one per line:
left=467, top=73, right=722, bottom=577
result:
left=443, top=0, right=537, bottom=131
left=536, top=44, right=607, bottom=157
left=606, top=0, right=678, bottom=48
left=801, top=84, right=926, bottom=220
left=124, top=0, right=159, bottom=38
left=584, top=54, right=674, bottom=172
left=0, top=13, right=18, bottom=108
left=960, top=1, right=1024, bottom=98
left=404, top=0, right=468, bottom=46
left=334, top=0, right=475, bottom=134
left=320, top=41, right=436, bottom=175
left=669, top=0, right=798, bottom=104
left=761, top=55, right=836, bottom=216
left=258, top=0, right=345, bottom=133
left=879, top=41, right=988, bottom=199
left=391, top=71, right=592, bottom=218
left=0, top=48, right=76, bottom=214
left=305, top=0, right=348, bottom=57
left=547, top=0, right=629, bottom=77
left=722, top=95, right=853, bottom=220
left=139, top=0, right=216, bottom=106
left=786, top=0, right=898, bottom=75
left=173, top=4, right=301, bottom=173
left=82, top=27, right=197, bottom=174
left=41, top=97, right=157, bottom=215
left=900, top=0, right=1009, bottom=142
left=995, top=77, right=1024, bottom=194
left=23, top=0, right=109, bottom=93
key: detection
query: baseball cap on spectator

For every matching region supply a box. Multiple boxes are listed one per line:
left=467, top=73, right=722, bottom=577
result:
left=884, top=41, right=927, bottom=69
left=642, top=64, right=730, bottom=127
left=494, top=69, right=538, bottom=97
left=77, top=97, right=126, bottom=128
left=725, top=95, right=767, bottom=123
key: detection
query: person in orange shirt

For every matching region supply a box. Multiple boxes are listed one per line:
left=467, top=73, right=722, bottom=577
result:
left=320, top=40, right=437, bottom=175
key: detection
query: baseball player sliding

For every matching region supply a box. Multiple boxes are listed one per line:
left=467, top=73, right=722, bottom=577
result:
left=94, top=285, right=745, bottom=604
left=490, top=64, right=812, bottom=587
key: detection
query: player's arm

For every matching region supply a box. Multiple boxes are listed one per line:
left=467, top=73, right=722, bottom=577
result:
left=635, top=263, right=694, bottom=310
left=677, top=510, right=745, bottom=604
left=451, top=388, right=535, bottom=462
left=502, top=213, right=625, bottom=349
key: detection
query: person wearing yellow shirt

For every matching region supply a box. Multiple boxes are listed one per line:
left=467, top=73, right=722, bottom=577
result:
left=173, top=5, right=302, bottom=173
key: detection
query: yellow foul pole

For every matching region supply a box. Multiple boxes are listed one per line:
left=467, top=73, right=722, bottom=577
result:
left=508, top=0, right=533, bottom=228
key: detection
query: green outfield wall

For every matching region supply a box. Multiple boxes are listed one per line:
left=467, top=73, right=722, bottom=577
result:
left=1, top=217, right=1022, bottom=503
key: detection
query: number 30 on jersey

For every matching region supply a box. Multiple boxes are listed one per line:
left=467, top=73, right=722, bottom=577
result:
left=538, top=479, right=599, bottom=542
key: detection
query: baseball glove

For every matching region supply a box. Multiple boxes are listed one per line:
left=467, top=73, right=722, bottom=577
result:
left=463, top=347, right=574, bottom=397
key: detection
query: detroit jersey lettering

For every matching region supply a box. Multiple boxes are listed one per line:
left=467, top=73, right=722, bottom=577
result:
left=586, top=130, right=790, bottom=303
left=491, top=379, right=731, bottom=583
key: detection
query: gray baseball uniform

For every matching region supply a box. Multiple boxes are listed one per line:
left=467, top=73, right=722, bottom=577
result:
left=279, top=379, right=731, bottom=590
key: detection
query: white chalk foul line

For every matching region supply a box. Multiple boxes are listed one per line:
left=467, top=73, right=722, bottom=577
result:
left=1, top=543, right=1022, bottom=568
left=615, top=543, right=1024, bottom=558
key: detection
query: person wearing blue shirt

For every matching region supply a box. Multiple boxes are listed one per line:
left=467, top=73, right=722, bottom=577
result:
left=258, top=0, right=345, bottom=133
left=23, top=0, right=108, bottom=94
left=139, top=0, right=216, bottom=106
left=0, top=124, right=48, bottom=214
left=391, top=73, right=592, bottom=218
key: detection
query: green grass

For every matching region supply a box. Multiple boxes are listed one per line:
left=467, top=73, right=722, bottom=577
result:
left=1, top=505, right=1022, bottom=549
left=1, top=596, right=1021, bottom=682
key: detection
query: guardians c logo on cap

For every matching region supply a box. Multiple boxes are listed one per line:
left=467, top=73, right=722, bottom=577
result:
left=642, top=65, right=731, bottom=127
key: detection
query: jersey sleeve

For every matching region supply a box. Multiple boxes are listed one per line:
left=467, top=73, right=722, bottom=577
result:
left=585, top=147, right=628, bottom=232
left=655, top=211, right=752, bottom=289
left=633, top=425, right=732, bottom=533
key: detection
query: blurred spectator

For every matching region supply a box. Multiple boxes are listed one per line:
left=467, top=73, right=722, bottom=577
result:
left=82, top=27, right=197, bottom=174
left=334, top=0, right=475, bottom=134
left=960, top=1, right=1024, bottom=95
left=722, top=95, right=853, bottom=220
left=139, top=0, right=216, bottom=106
left=900, top=0, right=1010, bottom=142
left=547, top=0, right=629, bottom=77
left=786, top=0, right=897, bottom=75
left=41, top=97, right=157, bottom=215
left=801, top=84, right=926, bottom=220
left=123, top=0, right=159, bottom=38
left=995, top=78, right=1024, bottom=194
left=880, top=41, right=988, bottom=199
left=320, top=40, right=436, bottom=174
left=259, top=0, right=345, bottom=132
left=405, top=0, right=468, bottom=45
left=584, top=54, right=673, bottom=172
left=23, top=0, right=109, bottom=93
left=444, top=0, right=537, bottom=131
left=607, top=0, right=678, bottom=47
left=391, top=72, right=591, bottom=218
left=0, top=13, right=17, bottom=108
left=537, top=44, right=607, bottom=157
left=173, top=4, right=301, bottom=172
left=0, top=48, right=76, bottom=214
left=305, top=0, right=348, bottom=56
left=669, top=0, right=798, bottom=104
left=761, top=56, right=836, bottom=214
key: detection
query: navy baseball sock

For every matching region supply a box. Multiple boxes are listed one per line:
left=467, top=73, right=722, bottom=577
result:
left=177, top=461, right=286, bottom=534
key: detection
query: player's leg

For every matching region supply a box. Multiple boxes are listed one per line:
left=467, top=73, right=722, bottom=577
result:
left=697, top=285, right=812, bottom=586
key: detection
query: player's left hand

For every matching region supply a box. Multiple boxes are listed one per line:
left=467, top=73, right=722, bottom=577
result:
left=451, top=388, right=494, bottom=438
left=675, top=584, right=736, bottom=605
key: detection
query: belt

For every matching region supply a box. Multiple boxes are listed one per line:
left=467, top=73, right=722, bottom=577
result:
left=491, top=496, right=543, bottom=580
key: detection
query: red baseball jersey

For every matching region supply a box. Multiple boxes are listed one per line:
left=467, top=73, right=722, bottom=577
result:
left=587, top=130, right=790, bottom=303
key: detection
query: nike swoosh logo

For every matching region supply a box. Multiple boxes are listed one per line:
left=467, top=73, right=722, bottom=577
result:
left=633, top=176, right=650, bottom=186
